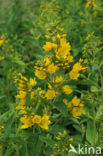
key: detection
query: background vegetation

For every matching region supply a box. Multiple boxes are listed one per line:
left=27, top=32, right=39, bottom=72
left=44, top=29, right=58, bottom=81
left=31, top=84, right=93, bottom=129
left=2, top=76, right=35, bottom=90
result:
left=0, top=0, right=103, bottom=155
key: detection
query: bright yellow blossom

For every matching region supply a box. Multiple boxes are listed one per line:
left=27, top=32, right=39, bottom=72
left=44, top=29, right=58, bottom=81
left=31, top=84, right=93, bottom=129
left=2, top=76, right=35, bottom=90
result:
left=55, top=75, right=63, bottom=83
left=20, top=99, right=26, bottom=105
left=56, top=37, right=71, bottom=59
left=72, top=108, right=82, bottom=118
left=35, top=70, right=47, bottom=79
left=55, top=34, right=61, bottom=40
left=30, top=91, right=35, bottom=99
left=17, top=91, right=27, bottom=99
left=33, top=115, right=42, bottom=124
left=63, top=99, right=72, bottom=108
left=0, top=39, right=4, bottom=46
left=20, top=116, right=34, bottom=129
left=47, top=63, right=58, bottom=74
left=45, top=89, right=56, bottom=100
left=0, top=56, right=5, bottom=61
left=43, top=42, right=53, bottom=51
left=69, top=62, right=87, bottom=79
left=44, top=57, right=50, bottom=66
left=39, top=114, right=51, bottom=130
left=52, top=43, right=58, bottom=49
left=20, top=114, right=51, bottom=130
left=62, top=85, right=72, bottom=95
left=45, top=35, right=50, bottom=39
left=29, top=78, right=37, bottom=87
left=72, top=96, right=81, bottom=106
left=85, top=0, right=91, bottom=9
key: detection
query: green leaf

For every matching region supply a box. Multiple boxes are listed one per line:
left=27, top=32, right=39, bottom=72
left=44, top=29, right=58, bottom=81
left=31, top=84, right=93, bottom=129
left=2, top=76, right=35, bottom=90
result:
left=67, top=152, right=78, bottom=156
left=86, top=120, right=98, bottom=146
left=27, top=134, right=42, bottom=156
left=4, top=149, right=13, bottom=156
left=54, top=101, right=68, bottom=116
left=96, top=105, right=103, bottom=119
left=39, top=135, right=55, bottom=148
left=4, top=113, right=15, bottom=138
left=73, top=124, right=82, bottom=133
left=14, top=60, right=26, bottom=66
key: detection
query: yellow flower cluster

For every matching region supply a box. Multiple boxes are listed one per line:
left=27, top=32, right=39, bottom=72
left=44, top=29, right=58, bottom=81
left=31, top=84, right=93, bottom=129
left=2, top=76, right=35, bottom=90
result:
left=34, top=57, right=59, bottom=80
left=35, top=70, right=47, bottom=80
left=43, top=42, right=57, bottom=51
left=35, top=34, right=86, bottom=82
left=51, top=130, right=73, bottom=155
left=0, top=39, right=4, bottom=46
left=85, top=0, right=98, bottom=10
left=33, top=33, right=87, bottom=118
left=14, top=73, right=51, bottom=130
left=69, top=61, right=87, bottom=80
left=0, top=56, right=5, bottom=61
left=20, top=114, right=51, bottom=130
left=63, top=96, right=84, bottom=118
left=45, top=89, right=56, bottom=100
left=62, top=85, right=72, bottom=95
left=15, top=73, right=28, bottom=106
left=15, top=32, right=87, bottom=129
left=0, top=126, right=4, bottom=130
left=0, top=34, right=14, bottom=52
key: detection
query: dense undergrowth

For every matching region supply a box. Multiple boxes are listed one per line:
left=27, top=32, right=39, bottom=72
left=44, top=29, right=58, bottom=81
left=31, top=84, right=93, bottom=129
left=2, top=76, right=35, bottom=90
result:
left=0, top=0, right=103, bottom=155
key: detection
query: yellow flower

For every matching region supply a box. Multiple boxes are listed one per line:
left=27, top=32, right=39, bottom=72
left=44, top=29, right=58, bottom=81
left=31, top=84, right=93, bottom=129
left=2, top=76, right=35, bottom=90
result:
left=55, top=75, right=63, bottom=83
left=69, top=62, right=87, bottom=79
left=45, top=35, right=50, bottom=39
left=85, top=0, right=91, bottom=9
left=62, top=34, right=67, bottom=37
left=62, top=85, right=72, bottom=95
left=16, top=105, right=24, bottom=110
left=56, top=38, right=71, bottom=59
left=52, top=43, right=58, bottom=49
left=69, top=70, right=80, bottom=79
left=31, top=91, right=35, bottom=99
left=44, top=57, right=50, bottom=66
left=33, top=115, right=41, bottom=124
left=0, top=39, right=4, bottom=46
left=18, top=82, right=25, bottom=90
left=63, top=99, right=72, bottom=108
left=29, top=78, right=37, bottom=87
left=63, top=130, right=67, bottom=135
left=72, top=108, right=82, bottom=118
left=55, top=34, right=61, bottom=40
left=99, top=24, right=103, bottom=29
left=39, top=114, right=51, bottom=130
left=43, top=42, right=53, bottom=51
left=19, top=74, right=28, bottom=81
left=47, top=63, right=58, bottom=74
left=45, top=89, right=56, bottom=100
left=20, top=116, right=34, bottom=129
left=20, top=99, right=26, bottom=105
left=72, top=96, right=80, bottom=106
left=69, top=138, right=73, bottom=142
left=48, top=83, right=52, bottom=89
left=35, top=70, right=47, bottom=79
left=56, top=136, right=61, bottom=140
left=0, top=56, right=4, bottom=61
left=43, top=42, right=57, bottom=51
left=92, top=2, right=98, bottom=10
left=67, top=55, right=73, bottom=63
left=73, top=62, right=82, bottom=71
left=71, top=96, right=84, bottom=118
left=0, top=126, right=4, bottom=130
left=17, top=91, right=27, bottom=99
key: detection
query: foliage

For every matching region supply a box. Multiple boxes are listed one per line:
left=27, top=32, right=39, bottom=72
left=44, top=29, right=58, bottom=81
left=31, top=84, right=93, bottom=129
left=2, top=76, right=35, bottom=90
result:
left=0, top=0, right=103, bottom=155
